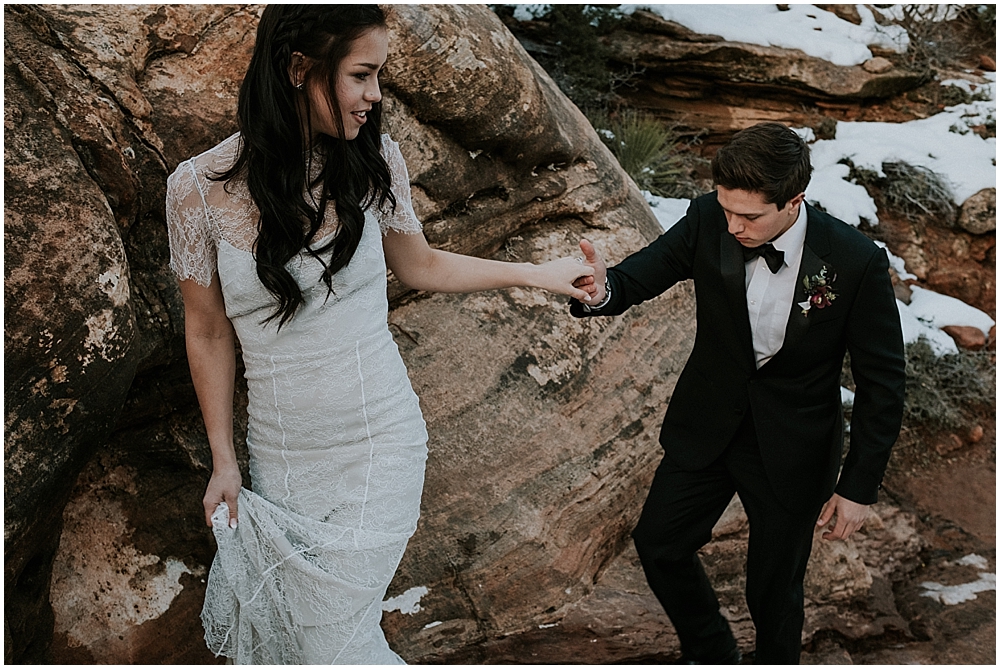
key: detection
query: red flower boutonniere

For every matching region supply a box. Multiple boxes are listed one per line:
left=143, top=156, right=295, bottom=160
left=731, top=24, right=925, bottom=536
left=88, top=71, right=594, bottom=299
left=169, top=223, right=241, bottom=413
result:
left=798, top=266, right=837, bottom=316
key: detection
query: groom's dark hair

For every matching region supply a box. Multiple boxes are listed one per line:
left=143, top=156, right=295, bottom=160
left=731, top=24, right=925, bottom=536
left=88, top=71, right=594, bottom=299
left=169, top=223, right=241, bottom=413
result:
left=711, top=122, right=812, bottom=210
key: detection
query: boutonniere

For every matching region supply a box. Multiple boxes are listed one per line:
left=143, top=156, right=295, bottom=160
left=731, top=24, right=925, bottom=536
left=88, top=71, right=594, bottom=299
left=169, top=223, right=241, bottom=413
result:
left=798, top=266, right=837, bottom=316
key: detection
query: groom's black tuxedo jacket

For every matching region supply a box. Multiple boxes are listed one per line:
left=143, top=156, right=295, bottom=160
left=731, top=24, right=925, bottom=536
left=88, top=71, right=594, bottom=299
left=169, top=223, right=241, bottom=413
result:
left=571, top=192, right=905, bottom=511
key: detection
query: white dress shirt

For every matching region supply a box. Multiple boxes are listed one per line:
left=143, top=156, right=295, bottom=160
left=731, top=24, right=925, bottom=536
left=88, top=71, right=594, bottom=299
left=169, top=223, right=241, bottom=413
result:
left=745, top=204, right=808, bottom=368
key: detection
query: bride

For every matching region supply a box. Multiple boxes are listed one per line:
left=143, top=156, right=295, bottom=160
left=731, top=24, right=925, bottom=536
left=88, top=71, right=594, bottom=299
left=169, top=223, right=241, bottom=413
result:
left=166, top=4, right=598, bottom=664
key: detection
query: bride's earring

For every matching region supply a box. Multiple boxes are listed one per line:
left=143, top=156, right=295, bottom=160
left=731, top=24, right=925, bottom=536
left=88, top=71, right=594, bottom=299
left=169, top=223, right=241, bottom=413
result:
left=290, top=52, right=307, bottom=92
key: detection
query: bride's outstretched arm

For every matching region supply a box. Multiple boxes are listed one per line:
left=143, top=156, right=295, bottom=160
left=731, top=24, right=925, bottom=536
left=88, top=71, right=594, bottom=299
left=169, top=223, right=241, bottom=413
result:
left=179, top=276, right=241, bottom=529
left=383, top=229, right=598, bottom=302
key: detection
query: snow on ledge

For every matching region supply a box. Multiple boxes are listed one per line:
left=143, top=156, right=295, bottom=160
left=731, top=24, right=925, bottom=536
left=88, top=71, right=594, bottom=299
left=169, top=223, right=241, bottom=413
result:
left=920, top=573, right=996, bottom=606
left=896, top=299, right=959, bottom=356
left=383, top=586, right=429, bottom=615
left=840, top=386, right=855, bottom=409
left=907, top=286, right=995, bottom=337
left=618, top=4, right=907, bottom=66
left=510, top=4, right=908, bottom=66
left=949, top=554, right=990, bottom=570
left=643, top=192, right=691, bottom=233
left=874, top=241, right=916, bottom=281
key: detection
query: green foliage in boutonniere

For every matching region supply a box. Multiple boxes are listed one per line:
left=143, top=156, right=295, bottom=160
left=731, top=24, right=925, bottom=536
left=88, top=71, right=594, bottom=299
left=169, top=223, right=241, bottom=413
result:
left=798, top=266, right=837, bottom=316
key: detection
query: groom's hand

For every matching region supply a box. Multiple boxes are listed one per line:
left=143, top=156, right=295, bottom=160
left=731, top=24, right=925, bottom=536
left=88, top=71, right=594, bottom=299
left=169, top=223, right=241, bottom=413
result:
left=573, top=239, right=608, bottom=303
left=816, top=493, right=869, bottom=541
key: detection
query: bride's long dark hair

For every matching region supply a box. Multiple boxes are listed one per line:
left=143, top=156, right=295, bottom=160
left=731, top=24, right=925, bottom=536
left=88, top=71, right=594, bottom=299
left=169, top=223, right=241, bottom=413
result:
left=216, top=5, right=396, bottom=328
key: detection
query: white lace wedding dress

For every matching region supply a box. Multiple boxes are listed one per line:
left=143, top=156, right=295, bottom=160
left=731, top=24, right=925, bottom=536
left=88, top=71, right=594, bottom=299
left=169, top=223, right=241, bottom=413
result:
left=166, top=133, right=428, bottom=664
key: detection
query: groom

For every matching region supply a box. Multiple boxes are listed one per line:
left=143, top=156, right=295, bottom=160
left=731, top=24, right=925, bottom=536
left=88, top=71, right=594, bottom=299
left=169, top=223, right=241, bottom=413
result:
left=570, top=123, right=905, bottom=664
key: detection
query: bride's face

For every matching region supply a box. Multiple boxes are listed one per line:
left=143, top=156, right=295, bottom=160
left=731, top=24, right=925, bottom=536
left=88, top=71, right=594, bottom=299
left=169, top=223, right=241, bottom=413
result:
left=297, top=27, right=388, bottom=141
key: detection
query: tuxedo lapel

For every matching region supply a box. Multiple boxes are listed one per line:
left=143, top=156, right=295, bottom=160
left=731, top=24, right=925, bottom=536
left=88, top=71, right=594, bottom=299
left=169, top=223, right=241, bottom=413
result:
left=781, top=206, right=834, bottom=354
left=720, top=230, right=757, bottom=370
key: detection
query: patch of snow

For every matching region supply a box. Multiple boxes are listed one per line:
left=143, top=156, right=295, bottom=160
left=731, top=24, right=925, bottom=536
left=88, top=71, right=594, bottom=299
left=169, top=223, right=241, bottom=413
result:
left=920, top=572, right=996, bottom=605
left=907, top=286, right=995, bottom=336
left=538, top=622, right=559, bottom=629
left=895, top=299, right=959, bottom=356
left=803, top=77, right=996, bottom=225
left=643, top=192, right=691, bottom=233
left=793, top=126, right=816, bottom=143
left=840, top=386, right=855, bottom=409
left=874, top=241, right=916, bottom=281
left=382, top=586, right=429, bottom=615
left=948, top=554, right=990, bottom=570
left=512, top=4, right=547, bottom=22
left=805, top=162, right=879, bottom=227
left=940, top=78, right=980, bottom=95
left=617, top=4, right=907, bottom=66
left=423, top=620, right=443, bottom=629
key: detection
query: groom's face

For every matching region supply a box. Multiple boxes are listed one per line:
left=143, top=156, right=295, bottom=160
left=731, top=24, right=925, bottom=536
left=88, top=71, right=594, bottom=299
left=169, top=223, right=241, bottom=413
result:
left=717, top=187, right=803, bottom=248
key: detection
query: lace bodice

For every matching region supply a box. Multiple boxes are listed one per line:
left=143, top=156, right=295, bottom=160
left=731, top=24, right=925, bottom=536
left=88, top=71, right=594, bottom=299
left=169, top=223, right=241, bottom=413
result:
left=166, top=132, right=423, bottom=288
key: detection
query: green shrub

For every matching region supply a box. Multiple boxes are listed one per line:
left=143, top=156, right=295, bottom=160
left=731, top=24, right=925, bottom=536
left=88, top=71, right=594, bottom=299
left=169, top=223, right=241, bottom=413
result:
left=590, top=110, right=706, bottom=198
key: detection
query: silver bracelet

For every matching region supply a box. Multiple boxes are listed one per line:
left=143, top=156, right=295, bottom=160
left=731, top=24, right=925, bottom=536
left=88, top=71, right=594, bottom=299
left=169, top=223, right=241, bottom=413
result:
left=582, top=278, right=612, bottom=312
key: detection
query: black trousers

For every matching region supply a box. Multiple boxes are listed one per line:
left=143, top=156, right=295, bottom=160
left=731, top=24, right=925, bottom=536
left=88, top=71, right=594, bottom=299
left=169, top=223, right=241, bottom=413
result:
left=632, top=413, right=824, bottom=664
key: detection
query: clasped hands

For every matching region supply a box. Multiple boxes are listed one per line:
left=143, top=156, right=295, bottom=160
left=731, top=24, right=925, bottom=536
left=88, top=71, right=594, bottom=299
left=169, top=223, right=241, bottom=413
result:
left=531, top=239, right=607, bottom=303
left=570, top=238, right=607, bottom=304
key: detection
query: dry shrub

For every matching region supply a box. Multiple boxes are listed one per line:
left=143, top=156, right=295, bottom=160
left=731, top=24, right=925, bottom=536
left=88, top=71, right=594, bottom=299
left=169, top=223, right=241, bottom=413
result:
left=843, top=338, right=995, bottom=434
left=841, top=158, right=957, bottom=226
left=901, top=339, right=995, bottom=432
left=881, top=161, right=957, bottom=225
left=881, top=5, right=976, bottom=72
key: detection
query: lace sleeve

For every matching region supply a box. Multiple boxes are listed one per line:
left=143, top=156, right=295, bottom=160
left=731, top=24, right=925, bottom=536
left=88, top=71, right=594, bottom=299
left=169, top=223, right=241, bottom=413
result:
left=166, top=160, right=218, bottom=286
left=377, top=135, right=423, bottom=236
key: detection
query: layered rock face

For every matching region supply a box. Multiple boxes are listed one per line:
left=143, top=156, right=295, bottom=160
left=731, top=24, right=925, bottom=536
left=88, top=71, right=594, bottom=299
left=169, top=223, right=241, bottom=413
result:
left=603, top=10, right=926, bottom=143
left=875, top=190, right=997, bottom=319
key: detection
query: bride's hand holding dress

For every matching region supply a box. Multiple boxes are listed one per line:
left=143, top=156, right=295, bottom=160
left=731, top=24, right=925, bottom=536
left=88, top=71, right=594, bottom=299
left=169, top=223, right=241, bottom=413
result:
left=178, top=274, right=242, bottom=529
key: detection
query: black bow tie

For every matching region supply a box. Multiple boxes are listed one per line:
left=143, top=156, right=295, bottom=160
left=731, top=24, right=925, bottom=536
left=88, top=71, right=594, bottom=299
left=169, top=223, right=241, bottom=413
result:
left=743, top=243, right=784, bottom=274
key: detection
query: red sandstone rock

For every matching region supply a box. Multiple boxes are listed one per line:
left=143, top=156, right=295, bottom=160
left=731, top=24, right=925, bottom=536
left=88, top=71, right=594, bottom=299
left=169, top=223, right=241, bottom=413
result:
left=888, top=267, right=913, bottom=304
left=605, top=12, right=925, bottom=104
left=957, top=188, right=996, bottom=236
left=942, top=325, right=987, bottom=351
left=432, top=500, right=924, bottom=663
left=935, top=434, right=964, bottom=456
left=979, top=54, right=996, bottom=72
left=968, top=425, right=984, bottom=444
left=863, top=57, right=894, bottom=74
left=927, top=267, right=992, bottom=314
left=817, top=4, right=863, bottom=25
